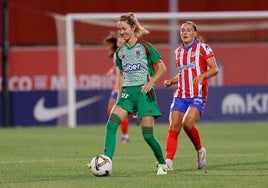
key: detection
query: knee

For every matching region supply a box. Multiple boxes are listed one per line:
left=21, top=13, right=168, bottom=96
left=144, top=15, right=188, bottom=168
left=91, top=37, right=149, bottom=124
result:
left=108, top=113, right=122, bottom=125
left=183, top=124, right=193, bottom=131
left=169, top=122, right=182, bottom=132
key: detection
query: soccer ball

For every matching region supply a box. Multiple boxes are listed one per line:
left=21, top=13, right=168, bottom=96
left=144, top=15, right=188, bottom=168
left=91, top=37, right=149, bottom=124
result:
left=88, top=154, right=112, bottom=176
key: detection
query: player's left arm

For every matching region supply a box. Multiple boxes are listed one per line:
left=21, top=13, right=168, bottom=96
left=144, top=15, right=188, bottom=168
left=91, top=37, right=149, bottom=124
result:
left=194, top=56, right=219, bottom=84
left=142, top=59, right=167, bottom=93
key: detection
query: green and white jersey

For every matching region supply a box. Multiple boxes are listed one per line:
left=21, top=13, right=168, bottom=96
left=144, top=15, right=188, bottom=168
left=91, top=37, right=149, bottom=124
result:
left=116, top=39, right=162, bottom=87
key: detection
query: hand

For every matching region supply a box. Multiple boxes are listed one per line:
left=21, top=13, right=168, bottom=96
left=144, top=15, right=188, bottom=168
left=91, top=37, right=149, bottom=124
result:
left=163, top=80, right=171, bottom=88
left=193, top=74, right=205, bottom=84
left=141, top=82, right=154, bottom=93
left=106, top=68, right=115, bottom=76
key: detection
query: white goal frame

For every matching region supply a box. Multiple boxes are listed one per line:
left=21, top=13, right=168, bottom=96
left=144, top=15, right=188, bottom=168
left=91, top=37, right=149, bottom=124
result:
left=63, top=11, right=268, bottom=127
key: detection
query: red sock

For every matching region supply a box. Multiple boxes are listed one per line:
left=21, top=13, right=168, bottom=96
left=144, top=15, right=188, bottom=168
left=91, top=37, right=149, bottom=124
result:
left=120, top=118, right=129, bottom=135
left=184, top=126, right=202, bottom=151
left=165, top=130, right=179, bottom=160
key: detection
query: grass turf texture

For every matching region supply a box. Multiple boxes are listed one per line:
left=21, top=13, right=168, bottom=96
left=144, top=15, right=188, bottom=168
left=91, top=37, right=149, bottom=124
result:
left=0, top=122, right=268, bottom=188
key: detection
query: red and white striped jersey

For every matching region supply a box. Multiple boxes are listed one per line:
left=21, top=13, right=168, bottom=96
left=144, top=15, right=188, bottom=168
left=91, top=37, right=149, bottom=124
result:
left=174, top=40, right=214, bottom=100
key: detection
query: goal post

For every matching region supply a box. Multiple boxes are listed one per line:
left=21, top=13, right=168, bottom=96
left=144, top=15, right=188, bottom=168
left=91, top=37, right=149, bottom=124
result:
left=66, top=15, right=76, bottom=128
left=54, top=11, right=268, bottom=127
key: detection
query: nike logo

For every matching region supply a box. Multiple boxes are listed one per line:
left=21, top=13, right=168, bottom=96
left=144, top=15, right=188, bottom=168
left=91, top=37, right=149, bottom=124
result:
left=33, top=95, right=103, bottom=122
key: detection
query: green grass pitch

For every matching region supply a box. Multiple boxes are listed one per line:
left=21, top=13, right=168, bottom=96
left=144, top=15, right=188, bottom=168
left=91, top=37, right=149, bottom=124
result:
left=0, top=122, right=268, bottom=188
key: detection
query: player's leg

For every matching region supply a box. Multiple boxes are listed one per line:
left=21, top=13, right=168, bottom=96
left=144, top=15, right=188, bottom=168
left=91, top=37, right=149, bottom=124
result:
left=165, top=111, right=184, bottom=170
left=183, top=100, right=206, bottom=169
left=141, top=118, right=165, bottom=163
left=140, top=120, right=167, bottom=175
left=182, top=97, right=206, bottom=151
left=164, top=98, right=187, bottom=170
left=137, top=90, right=167, bottom=175
left=109, top=90, right=130, bottom=143
left=120, top=117, right=129, bottom=143
left=104, top=105, right=128, bottom=159
left=183, top=121, right=202, bottom=151
left=107, top=90, right=117, bottom=115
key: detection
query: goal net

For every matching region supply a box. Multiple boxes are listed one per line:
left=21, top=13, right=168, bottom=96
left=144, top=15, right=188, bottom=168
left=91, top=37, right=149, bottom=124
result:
left=53, top=11, right=268, bottom=127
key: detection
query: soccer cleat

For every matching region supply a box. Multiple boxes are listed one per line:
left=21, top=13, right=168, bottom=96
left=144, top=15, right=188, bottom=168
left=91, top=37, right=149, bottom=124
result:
left=157, top=164, right=167, bottom=175
left=120, top=135, right=130, bottom=143
left=165, top=159, right=174, bottom=171
left=155, top=159, right=173, bottom=171
left=197, top=147, right=206, bottom=170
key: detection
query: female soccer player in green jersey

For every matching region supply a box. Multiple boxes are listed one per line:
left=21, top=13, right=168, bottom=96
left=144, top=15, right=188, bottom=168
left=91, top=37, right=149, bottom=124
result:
left=103, top=12, right=167, bottom=175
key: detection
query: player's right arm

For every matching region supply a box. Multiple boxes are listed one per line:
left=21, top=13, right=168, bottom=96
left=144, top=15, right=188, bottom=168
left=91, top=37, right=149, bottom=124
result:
left=106, top=65, right=116, bottom=76
left=117, top=70, right=124, bottom=97
left=163, top=74, right=179, bottom=88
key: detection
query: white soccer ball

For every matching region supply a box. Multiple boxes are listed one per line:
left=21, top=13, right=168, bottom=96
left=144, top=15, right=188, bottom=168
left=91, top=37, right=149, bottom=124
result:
left=88, top=154, right=112, bottom=176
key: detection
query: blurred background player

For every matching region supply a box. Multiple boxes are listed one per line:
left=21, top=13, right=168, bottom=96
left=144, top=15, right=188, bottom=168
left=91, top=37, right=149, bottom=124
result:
left=103, top=32, right=130, bottom=143
left=163, top=21, right=218, bottom=170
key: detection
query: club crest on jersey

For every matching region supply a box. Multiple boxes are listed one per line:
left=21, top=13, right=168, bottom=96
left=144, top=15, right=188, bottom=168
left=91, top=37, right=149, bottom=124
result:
left=123, top=63, right=141, bottom=72
left=136, top=50, right=141, bottom=58
left=205, top=44, right=210, bottom=50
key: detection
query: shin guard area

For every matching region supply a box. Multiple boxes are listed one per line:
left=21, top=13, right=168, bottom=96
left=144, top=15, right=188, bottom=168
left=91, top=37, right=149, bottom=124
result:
left=141, top=126, right=165, bottom=164
left=104, top=113, right=121, bottom=159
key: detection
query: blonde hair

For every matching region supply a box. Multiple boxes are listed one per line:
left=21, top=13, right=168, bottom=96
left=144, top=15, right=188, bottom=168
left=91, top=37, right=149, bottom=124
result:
left=119, top=12, right=149, bottom=37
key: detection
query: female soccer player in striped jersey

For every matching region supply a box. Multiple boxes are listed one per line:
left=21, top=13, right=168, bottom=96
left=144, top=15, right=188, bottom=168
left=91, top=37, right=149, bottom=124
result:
left=103, top=12, right=168, bottom=175
left=163, top=21, right=218, bottom=170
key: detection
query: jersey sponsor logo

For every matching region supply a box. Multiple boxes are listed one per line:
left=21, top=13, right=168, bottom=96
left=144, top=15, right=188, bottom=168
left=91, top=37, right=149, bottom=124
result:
left=193, top=97, right=203, bottom=105
left=177, top=62, right=196, bottom=73
left=33, top=95, right=103, bottom=122
left=123, top=63, right=141, bottom=72
left=222, top=93, right=268, bottom=114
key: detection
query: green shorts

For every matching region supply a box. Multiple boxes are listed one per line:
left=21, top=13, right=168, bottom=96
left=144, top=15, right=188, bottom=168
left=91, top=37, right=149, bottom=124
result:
left=116, top=85, right=161, bottom=119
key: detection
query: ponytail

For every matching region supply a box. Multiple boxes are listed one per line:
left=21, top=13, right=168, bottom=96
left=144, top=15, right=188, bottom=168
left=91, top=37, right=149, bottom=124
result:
left=119, top=12, right=149, bottom=37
